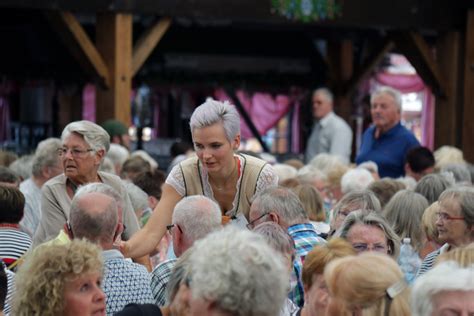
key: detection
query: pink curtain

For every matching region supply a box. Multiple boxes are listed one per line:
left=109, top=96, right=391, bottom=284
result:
left=214, top=88, right=293, bottom=140
left=82, top=84, right=96, bottom=122
left=373, top=73, right=434, bottom=149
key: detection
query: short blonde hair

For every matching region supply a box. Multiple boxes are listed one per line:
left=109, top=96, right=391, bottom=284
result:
left=293, top=184, right=325, bottom=222
left=13, top=239, right=103, bottom=316
left=302, top=238, right=355, bottom=288
left=325, top=252, right=410, bottom=316
left=436, top=243, right=474, bottom=267
left=422, top=202, right=441, bottom=244
left=434, top=146, right=465, bottom=170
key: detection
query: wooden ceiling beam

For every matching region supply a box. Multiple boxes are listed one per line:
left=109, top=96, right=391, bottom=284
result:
left=44, top=11, right=110, bottom=88
left=343, top=39, right=394, bottom=97
left=391, top=31, right=447, bottom=97
left=132, top=17, right=172, bottom=77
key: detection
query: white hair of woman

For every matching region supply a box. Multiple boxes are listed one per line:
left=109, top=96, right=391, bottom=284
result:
left=411, top=261, right=474, bottom=316
left=297, top=165, right=327, bottom=185
left=434, top=146, right=465, bottom=170
left=273, top=163, right=298, bottom=183
left=31, top=138, right=62, bottom=178
left=61, top=120, right=110, bottom=153
left=130, top=150, right=158, bottom=170
left=186, top=226, right=288, bottom=316
left=341, top=168, right=375, bottom=195
left=309, top=153, right=347, bottom=173
left=99, top=157, right=115, bottom=175
left=440, top=163, right=472, bottom=185
left=189, top=99, right=240, bottom=142
left=106, top=144, right=129, bottom=170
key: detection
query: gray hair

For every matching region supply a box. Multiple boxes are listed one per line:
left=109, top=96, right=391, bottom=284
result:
left=273, top=163, right=298, bottom=183
left=106, top=144, right=129, bottom=169
left=99, top=157, right=115, bottom=174
left=383, top=190, right=429, bottom=252
left=189, top=99, right=240, bottom=142
left=332, top=189, right=382, bottom=219
left=9, top=155, right=34, bottom=180
left=69, top=192, right=118, bottom=243
left=411, top=261, right=474, bottom=316
left=253, top=221, right=295, bottom=256
left=296, top=165, right=327, bottom=184
left=313, top=87, right=334, bottom=103
left=440, top=163, right=471, bottom=185
left=187, top=226, right=288, bottom=316
left=438, top=186, right=474, bottom=227
left=61, top=120, right=110, bottom=153
left=334, top=210, right=400, bottom=258
left=309, top=153, right=347, bottom=172
left=172, top=195, right=222, bottom=243
left=252, top=186, right=308, bottom=226
left=415, top=173, right=454, bottom=205
left=31, top=138, right=61, bottom=177
left=371, top=86, right=402, bottom=112
left=75, top=183, right=123, bottom=218
left=124, top=181, right=148, bottom=214
left=341, top=168, right=375, bottom=194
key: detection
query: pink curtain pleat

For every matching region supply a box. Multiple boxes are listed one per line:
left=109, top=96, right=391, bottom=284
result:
left=82, top=83, right=96, bottom=122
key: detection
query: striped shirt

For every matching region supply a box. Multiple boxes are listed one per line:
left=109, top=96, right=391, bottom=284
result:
left=151, top=258, right=177, bottom=306
left=287, top=223, right=326, bottom=307
left=0, top=228, right=32, bottom=270
left=417, top=243, right=450, bottom=277
left=1, top=261, right=15, bottom=315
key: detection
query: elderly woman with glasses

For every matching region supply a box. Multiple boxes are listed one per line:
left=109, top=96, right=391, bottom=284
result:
left=417, top=186, right=474, bottom=276
left=33, top=121, right=140, bottom=249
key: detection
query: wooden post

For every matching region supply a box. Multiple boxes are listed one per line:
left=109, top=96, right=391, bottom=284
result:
left=327, top=39, right=353, bottom=122
left=95, top=13, right=132, bottom=126
left=462, top=10, right=474, bottom=162
left=435, top=32, right=462, bottom=149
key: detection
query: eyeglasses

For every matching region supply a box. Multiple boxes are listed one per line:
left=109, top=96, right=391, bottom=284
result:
left=166, top=224, right=182, bottom=233
left=246, top=213, right=268, bottom=230
left=436, top=212, right=465, bottom=222
left=57, top=147, right=94, bottom=158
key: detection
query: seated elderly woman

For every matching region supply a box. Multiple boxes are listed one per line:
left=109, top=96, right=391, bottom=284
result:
left=33, top=121, right=140, bottom=248
left=420, top=202, right=443, bottom=259
left=329, top=190, right=381, bottom=235
left=418, top=186, right=474, bottom=276
left=334, top=210, right=400, bottom=259
left=382, top=190, right=429, bottom=257
left=13, top=239, right=106, bottom=316
left=300, top=238, right=355, bottom=316
left=177, top=226, right=289, bottom=316
left=411, top=261, right=474, bottom=316
left=325, top=252, right=411, bottom=316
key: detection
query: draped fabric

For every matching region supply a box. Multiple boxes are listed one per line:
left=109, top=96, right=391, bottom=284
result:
left=82, top=83, right=96, bottom=122
left=214, top=88, right=295, bottom=140
left=372, top=73, right=434, bottom=149
left=0, top=96, right=10, bottom=142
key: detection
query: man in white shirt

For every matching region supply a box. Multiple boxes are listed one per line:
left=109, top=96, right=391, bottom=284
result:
left=305, top=88, right=353, bottom=164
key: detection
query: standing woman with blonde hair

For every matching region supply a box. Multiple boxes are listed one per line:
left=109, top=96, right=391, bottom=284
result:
left=123, top=99, right=278, bottom=259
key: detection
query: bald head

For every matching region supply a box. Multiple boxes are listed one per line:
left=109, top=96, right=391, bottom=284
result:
left=70, top=192, right=119, bottom=246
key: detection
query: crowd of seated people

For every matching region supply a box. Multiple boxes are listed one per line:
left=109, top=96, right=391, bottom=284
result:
left=0, top=97, right=473, bottom=316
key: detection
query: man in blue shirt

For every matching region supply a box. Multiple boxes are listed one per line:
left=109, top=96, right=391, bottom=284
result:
left=356, top=86, right=420, bottom=178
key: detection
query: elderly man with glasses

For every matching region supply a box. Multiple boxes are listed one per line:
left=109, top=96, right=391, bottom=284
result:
left=151, top=195, right=222, bottom=306
left=248, top=186, right=326, bottom=308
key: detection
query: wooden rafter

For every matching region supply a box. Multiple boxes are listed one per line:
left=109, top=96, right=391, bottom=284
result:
left=391, top=31, right=447, bottom=97
left=462, top=10, right=474, bottom=162
left=343, top=39, right=394, bottom=97
left=44, top=11, right=110, bottom=88
left=132, top=17, right=172, bottom=76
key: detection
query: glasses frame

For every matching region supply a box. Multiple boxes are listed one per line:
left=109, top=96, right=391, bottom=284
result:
left=246, top=213, right=268, bottom=230
left=166, top=224, right=182, bottom=233
left=436, top=212, right=465, bottom=222
left=57, top=147, right=95, bottom=158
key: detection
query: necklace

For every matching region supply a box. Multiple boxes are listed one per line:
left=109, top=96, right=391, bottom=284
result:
left=210, top=159, right=237, bottom=191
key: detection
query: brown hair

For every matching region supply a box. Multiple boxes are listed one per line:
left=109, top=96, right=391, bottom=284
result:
left=367, top=178, right=405, bottom=208
left=293, top=184, right=325, bottom=222
left=302, top=238, right=355, bottom=288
